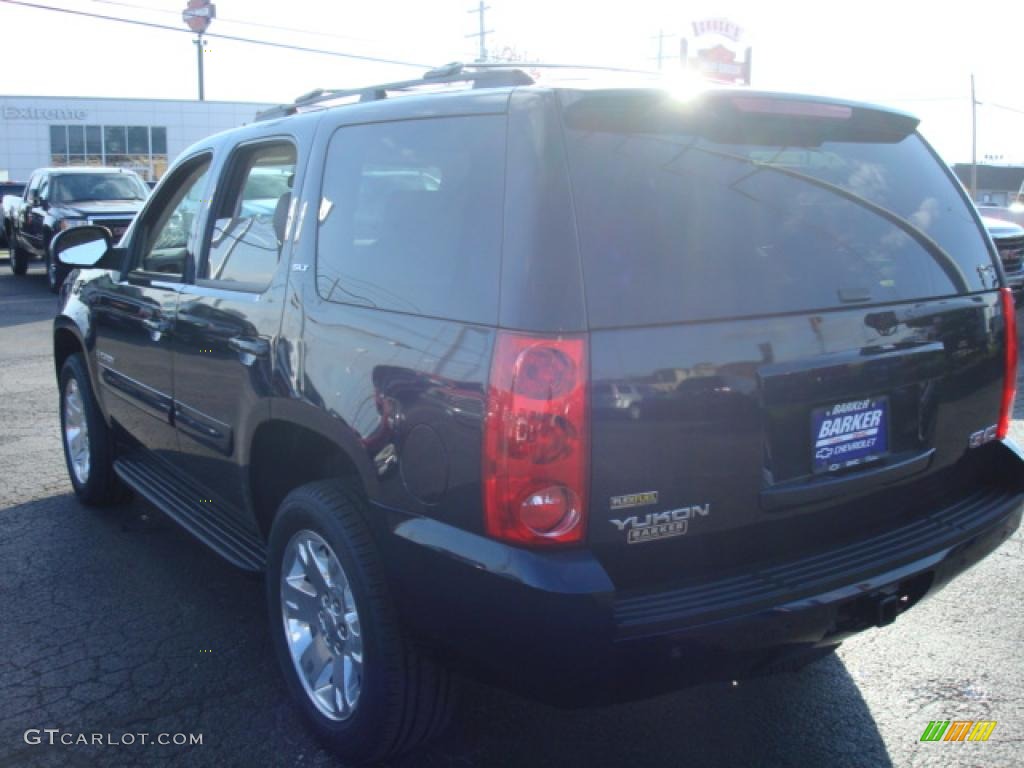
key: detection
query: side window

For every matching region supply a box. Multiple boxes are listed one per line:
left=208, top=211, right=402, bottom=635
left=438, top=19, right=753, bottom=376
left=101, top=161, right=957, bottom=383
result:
left=133, top=156, right=211, bottom=278
left=38, top=179, right=49, bottom=202
left=25, top=173, right=40, bottom=199
left=316, top=115, right=505, bottom=324
left=202, top=140, right=296, bottom=289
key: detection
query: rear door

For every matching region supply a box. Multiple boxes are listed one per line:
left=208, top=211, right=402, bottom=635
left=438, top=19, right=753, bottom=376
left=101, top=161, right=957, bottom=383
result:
left=560, top=90, right=1008, bottom=588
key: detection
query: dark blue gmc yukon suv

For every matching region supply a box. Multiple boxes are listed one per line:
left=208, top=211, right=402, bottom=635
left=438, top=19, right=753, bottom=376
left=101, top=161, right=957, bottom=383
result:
left=50, top=64, right=1023, bottom=763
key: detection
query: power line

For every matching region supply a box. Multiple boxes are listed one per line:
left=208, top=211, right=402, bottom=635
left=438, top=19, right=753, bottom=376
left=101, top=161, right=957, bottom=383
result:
left=0, top=0, right=430, bottom=68
left=886, top=96, right=965, bottom=103
left=86, top=0, right=386, bottom=45
left=988, top=103, right=1024, bottom=116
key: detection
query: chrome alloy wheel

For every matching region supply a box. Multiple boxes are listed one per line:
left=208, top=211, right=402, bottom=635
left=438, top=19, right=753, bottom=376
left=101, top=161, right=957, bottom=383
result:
left=280, top=530, right=363, bottom=721
left=63, top=379, right=91, bottom=485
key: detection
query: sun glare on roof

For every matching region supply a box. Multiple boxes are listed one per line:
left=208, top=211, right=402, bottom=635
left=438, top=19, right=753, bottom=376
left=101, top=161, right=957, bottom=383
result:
left=660, top=71, right=708, bottom=102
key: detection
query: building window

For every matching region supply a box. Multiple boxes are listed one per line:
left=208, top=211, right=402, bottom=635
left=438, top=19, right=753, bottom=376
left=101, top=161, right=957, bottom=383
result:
left=127, top=126, right=149, bottom=154
left=68, top=125, right=85, bottom=155
left=103, top=126, right=126, bottom=155
left=49, top=124, right=170, bottom=181
left=49, top=126, right=67, bottom=154
left=151, top=127, right=167, bottom=155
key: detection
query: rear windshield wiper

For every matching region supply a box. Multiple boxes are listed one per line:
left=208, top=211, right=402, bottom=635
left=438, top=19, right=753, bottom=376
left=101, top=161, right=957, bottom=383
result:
left=685, top=144, right=972, bottom=294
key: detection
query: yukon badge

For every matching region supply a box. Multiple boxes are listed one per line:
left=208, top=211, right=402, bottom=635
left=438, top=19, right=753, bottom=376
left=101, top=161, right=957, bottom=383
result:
left=610, top=504, right=711, bottom=544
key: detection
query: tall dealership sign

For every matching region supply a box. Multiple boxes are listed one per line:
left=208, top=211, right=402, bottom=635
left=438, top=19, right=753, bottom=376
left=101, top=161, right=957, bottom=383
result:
left=182, top=0, right=216, bottom=101
left=680, top=17, right=752, bottom=85
left=182, top=0, right=215, bottom=34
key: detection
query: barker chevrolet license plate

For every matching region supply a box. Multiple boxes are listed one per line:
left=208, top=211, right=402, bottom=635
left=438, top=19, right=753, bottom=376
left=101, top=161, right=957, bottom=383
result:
left=811, top=397, right=889, bottom=473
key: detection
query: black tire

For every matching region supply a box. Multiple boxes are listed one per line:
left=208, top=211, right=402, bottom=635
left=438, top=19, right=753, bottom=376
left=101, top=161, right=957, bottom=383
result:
left=267, top=480, right=454, bottom=764
left=9, top=237, right=28, bottom=276
left=58, top=354, right=128, bottom=506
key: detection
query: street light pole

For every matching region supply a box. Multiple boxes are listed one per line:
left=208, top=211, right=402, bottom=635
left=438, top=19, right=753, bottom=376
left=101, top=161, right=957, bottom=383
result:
left=195, top=36, right=205, bottom=101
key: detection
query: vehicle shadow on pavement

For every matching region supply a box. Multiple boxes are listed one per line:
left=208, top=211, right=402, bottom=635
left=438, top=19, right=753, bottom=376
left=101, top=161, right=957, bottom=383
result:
left=0, top=261, right=57, bottom=331
left=407, top=657, right=893, bottom=768
left=0, top=491, right=893, bottom=768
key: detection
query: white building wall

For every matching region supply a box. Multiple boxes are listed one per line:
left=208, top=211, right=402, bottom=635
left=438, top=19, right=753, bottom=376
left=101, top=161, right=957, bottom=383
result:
left=0, top=95, right=273, bottom=181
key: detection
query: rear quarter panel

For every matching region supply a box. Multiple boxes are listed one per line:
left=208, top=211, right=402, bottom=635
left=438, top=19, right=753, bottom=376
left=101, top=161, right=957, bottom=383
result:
left=276, top=101, right=507, bottom=533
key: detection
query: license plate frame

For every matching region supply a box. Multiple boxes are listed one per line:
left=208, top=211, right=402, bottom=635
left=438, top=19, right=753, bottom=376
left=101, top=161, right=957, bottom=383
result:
left=811, top=396, right=890, bottom=474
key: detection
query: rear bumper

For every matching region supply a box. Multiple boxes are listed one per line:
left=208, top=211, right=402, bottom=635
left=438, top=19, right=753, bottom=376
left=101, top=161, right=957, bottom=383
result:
left=382, top=443, right=1024, bottom=706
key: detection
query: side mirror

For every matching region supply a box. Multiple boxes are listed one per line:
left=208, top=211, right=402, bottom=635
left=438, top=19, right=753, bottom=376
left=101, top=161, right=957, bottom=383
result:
left=52, top=226, right=117, bottom=270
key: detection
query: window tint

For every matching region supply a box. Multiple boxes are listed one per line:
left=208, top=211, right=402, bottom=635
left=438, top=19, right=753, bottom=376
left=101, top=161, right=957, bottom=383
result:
left=562, top=92, right=996, bottom=328
left=317, top=115, right=505, bottom=323
left=135, top=157, right=210, bottom=277
left=202, top=141, right=296, bottom=289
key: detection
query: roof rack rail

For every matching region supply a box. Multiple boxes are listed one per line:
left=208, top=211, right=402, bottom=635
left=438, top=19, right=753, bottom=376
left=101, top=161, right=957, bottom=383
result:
left=468, top=61, right=660, bottom=76
left=253, top=62, right=535, bottom=122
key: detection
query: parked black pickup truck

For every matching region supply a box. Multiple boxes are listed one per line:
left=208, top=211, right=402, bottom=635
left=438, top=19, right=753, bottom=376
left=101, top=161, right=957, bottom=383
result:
left=983, top=215, right=1024, bottom=303
left=48, top=64, right=1024, bottom=764
left=7, top=167, right=148, bottom=290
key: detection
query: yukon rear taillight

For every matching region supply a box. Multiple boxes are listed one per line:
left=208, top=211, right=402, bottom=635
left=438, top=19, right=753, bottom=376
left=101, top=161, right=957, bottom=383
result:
left=483, top=332, right=588, bottom=547
left=998, top=287, right=1018, bottom=440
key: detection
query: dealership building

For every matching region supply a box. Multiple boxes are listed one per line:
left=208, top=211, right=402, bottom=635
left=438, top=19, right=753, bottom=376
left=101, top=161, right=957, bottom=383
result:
left=0, top=95, right=274, bottom=183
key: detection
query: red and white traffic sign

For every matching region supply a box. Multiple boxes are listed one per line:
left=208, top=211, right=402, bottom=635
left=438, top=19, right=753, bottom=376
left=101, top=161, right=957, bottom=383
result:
left=182, top=0, right=216, bottom=35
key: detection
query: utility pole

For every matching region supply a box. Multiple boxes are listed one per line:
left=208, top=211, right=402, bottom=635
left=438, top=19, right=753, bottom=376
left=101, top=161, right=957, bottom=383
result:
left=466, top=2, right=493, bottom=63
left=651, top=29, right=673, bottom=70
left=970, top=73, right=978, bottom=202
left=195, top=37, right=206, bottom=101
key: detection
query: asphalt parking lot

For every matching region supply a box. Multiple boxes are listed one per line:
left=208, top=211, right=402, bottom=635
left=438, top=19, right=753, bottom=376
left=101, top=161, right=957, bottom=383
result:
left=0, top=261, right=1022, bottom=768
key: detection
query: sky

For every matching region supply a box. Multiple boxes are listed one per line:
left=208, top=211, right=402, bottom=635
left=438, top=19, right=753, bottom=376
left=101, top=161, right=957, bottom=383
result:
left=1, top=0, right=1022, bottom=164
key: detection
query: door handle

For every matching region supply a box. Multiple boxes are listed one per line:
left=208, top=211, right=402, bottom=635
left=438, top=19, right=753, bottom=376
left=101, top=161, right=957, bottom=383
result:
left=177, top=312, right=210, bottom=329
left=228, top=336, right=270, bottom=358
left=141, top=317, right=172, bottom=334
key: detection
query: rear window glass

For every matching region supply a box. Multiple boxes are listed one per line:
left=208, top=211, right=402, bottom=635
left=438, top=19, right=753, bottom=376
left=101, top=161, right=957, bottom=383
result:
left=562, top=91, right=996, bottom=328
left=316, top=115, right=505, bottom=324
